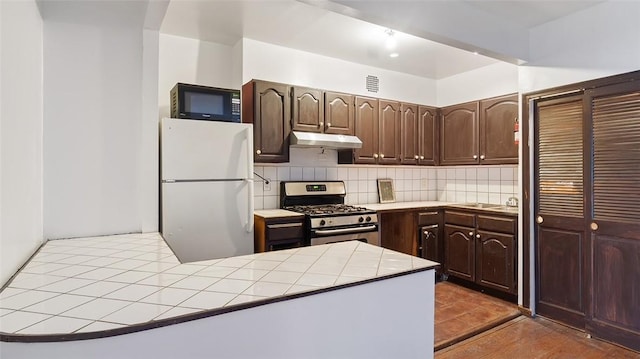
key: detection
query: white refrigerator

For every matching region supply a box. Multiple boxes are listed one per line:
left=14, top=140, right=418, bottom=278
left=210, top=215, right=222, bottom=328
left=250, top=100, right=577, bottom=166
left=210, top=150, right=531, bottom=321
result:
left=160, top=118, right=254, bottom=263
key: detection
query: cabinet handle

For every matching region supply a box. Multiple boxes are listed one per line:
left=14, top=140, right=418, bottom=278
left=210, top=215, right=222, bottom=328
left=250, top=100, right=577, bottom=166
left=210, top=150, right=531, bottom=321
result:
left=414, top=155, right=419, bottom=159
left=469, top=231, right=474, bottom=236
left=319, top=121, right=324, bottom=127
left=476, top=234, right=481, bottom=239
left=473, top=155, right=478, bottom=159
left=590, top=222, right=599, bottom=231
left=256, top=149, right=262, bottom=155
left=326, top=122, right=331, bottom=128
left=380, top=153, right=385, bottom=158
left=536, top=215, right=543, bottom=224
left=419, top=155, right=424, bottom=160
left=480, top=155, right=485, bottom=160
left=373, top=153, right=379, bottom=158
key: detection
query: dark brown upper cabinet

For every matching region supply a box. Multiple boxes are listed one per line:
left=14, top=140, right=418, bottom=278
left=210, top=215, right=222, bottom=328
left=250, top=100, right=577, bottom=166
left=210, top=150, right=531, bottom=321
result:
left=350, top=98, right=401, bottom=165
left=440, top=94, right=518, bottom=166
left=402, top=105, right=438, bottom=165
left=378, top=100, right=402, bottom=165
left=440, top=101, right=479, bottom=165
left=242, top=80, right=291, bottom=163
left=291, top=86, right=323, bottom=133
left=324, top=91, right=355, bottom=135
left=353, top=96, right=379, bottom=164
left=418, top=106, right=439, bottom=166
left=292, top=88, right=355, bottom=136
left=479, top=94, right=518, bottom=164
left=401, top=103, right=419, bottom=164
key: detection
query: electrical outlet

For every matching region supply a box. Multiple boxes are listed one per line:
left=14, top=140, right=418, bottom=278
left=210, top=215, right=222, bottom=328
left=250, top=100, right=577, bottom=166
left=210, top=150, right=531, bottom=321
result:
left=264, top=181, right=271, bottom=192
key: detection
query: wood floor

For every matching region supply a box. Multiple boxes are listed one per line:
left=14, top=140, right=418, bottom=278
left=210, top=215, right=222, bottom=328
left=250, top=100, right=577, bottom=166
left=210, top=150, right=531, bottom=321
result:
left=434, top=282, right=520, bottom=350
left=436, top=316, right=640, bottom=358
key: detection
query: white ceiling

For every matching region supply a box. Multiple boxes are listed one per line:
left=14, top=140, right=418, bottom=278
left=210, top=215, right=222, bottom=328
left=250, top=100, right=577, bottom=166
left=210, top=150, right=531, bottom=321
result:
left=160, top=0, right=604, bottom=80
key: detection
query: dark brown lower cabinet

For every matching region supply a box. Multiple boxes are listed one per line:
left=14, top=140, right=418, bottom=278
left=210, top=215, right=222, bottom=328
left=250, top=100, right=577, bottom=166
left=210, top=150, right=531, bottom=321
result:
left=444, top=210, right=517, bottom=295
left=379, top=210, right=417, bottom=256
left=379, top=209, right=444, bottom=259
left=444, top=224, right=475, bottom=282
left=254, top=215, right=305, bottom=253
left=417, top=211, right=443, bottom=276
left=476, top=230, right=515, bottom=293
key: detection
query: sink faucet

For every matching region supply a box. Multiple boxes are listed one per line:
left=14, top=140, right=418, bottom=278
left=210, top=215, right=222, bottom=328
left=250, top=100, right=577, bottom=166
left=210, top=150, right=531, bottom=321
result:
left=506, top=196, right=518, bottom=207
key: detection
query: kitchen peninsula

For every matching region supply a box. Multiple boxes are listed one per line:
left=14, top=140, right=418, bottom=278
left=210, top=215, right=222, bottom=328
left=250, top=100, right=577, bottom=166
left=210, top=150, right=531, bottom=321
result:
left=0, top=233, right=437, bottom=359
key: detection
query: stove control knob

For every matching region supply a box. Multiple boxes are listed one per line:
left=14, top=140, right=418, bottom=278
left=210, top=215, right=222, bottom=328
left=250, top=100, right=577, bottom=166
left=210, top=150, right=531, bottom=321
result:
left=358, top=217, right=364, bottom=223
left=319, top=220, right=326, bottom=226
left=366, top=216, right=372, bottom=222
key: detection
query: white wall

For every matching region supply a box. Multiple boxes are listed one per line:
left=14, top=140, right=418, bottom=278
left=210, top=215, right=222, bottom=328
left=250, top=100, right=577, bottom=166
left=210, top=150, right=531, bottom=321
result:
left=140, top=29, right=160, bottom=233
left=436, top=62, right=519, bottom=107
left=158, top=33, right=236, bottom=118
left=42, top=21, right=145, bottom=239
left=0, top=0, right=44, bottom=285
left=520, top=1, right=640, bottom=93
left=242, top=38, right=438, bottom=105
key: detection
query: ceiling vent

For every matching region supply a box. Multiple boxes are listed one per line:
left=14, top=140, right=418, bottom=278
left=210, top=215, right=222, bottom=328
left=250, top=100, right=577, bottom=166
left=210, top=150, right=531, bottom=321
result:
left=366, top=75, right=379, bottom=93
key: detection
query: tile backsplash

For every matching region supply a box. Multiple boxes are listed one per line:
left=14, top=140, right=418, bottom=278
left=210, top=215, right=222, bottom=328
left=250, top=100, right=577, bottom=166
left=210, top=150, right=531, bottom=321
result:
left=253, top=148, right=518, bottom=210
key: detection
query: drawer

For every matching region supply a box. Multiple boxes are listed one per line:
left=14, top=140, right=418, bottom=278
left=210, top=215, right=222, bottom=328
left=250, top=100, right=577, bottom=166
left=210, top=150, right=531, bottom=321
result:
left=418, top=211, right=441, bottom=225
left=444, top=211, right=476, bottom=227
left=266, top=222, right=304, bottom=241
left=477, top=215, right=516, bottom=234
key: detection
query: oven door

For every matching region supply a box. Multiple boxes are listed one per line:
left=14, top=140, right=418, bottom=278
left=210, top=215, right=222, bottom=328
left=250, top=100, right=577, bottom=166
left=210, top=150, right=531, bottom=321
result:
left=309, top=225, right=380, bottom=246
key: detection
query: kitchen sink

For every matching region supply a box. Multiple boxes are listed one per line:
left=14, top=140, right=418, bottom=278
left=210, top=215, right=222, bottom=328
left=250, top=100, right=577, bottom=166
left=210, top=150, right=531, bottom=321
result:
left=454, top=203, right=519, bottom=212
left=457, top=203, right=503, bottom=209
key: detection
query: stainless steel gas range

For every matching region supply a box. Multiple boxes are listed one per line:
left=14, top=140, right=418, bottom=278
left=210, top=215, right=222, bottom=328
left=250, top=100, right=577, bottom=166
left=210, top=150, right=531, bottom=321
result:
left=280, top=181, right=380, bottom=246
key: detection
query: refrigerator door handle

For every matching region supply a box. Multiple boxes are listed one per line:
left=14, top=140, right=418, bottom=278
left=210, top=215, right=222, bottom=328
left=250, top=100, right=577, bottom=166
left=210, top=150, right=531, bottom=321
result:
left=246, top=178, right=254, bottom=232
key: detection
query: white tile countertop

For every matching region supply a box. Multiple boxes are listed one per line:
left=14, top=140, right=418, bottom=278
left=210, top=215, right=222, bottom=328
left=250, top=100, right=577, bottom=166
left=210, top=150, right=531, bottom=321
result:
left=253, top=209, right=304, bottom=219
left=362, top=201, right=455, bottom=211
left=0, top=233, right=437, bottom=340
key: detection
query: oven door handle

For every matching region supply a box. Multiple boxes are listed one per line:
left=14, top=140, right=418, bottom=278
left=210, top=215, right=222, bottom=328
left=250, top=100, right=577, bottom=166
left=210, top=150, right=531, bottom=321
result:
left=314, top=225, right=378, bottom=236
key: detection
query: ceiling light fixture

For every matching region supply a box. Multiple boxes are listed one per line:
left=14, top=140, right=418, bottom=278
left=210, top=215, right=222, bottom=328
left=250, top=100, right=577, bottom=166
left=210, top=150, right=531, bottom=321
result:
left=385, top=29, right=396, bottom=50
left=389, top=53, right=399, bottom=58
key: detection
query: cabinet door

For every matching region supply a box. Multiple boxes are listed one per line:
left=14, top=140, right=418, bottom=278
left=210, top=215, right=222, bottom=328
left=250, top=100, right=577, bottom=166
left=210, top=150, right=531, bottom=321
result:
left=476, top=230, right=515, bottom=293
left=354, top=96, right=379, bottom=164
left=418, top=106, right=438, bottom=165
left=444, top=224, right=475, bottom=281
left=292, top=86, right=323, bottom=133
left=420, top=224, right=440, bottom=264
left=440, top=102, right=478, bottom=165
left=243, top=81, right=291, bottom=163
left=378, top=100, right=401, bottom=164
left=479, top=94, right=518, bottom=164
left=401, top=103, right=419, bottom=164
left=324, top=91, right=354, bottom=135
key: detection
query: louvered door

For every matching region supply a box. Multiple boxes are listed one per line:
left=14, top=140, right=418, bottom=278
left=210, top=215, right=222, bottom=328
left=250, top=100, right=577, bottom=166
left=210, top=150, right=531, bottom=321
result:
left=534, top=94, right=588, bottom=329
left=585, top=81, right=640, bottom=352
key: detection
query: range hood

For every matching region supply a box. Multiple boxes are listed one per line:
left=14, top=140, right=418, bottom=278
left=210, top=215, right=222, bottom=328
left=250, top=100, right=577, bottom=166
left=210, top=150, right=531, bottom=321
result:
left=290, top=131, right=362, bottom=149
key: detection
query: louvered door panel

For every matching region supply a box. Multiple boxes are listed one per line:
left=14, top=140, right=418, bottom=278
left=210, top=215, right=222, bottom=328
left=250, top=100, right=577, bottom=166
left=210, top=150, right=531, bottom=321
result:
left=535, top=95, right=587, bottom=329
left=537, top=99, right=584, bottom=217
left=592, top=91, right=640, bottom=223
left=587, top=82, right=640, bottom=352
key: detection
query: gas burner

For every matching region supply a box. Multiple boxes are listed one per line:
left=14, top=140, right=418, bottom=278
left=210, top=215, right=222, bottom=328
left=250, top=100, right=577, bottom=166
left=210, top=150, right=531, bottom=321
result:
left=285, top=204, right=373, bottom=216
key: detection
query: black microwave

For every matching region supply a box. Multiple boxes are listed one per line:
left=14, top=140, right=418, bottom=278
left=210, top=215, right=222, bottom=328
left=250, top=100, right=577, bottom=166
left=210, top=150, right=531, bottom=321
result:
left=170, top=83, right=241, bottom=122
